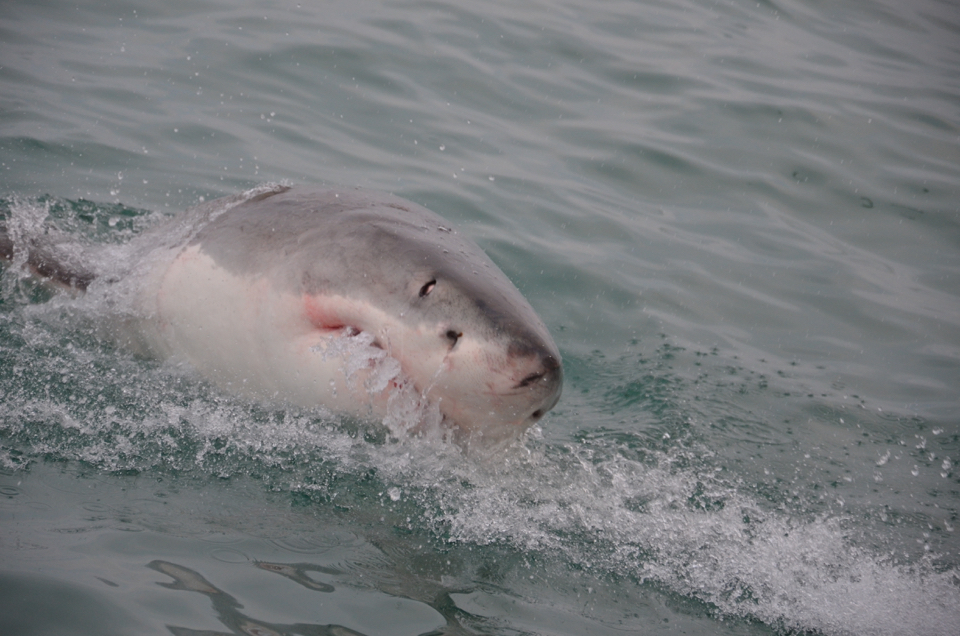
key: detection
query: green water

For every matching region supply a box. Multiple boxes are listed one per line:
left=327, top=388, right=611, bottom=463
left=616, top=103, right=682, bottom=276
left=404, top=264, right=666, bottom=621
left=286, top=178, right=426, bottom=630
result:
left=2, top=0, right=959, bottom=634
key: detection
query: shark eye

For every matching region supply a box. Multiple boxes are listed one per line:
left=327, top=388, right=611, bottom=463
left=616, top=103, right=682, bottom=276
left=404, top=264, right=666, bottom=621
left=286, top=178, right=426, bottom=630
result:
left=419, top=280, right=436, bottom=297
left=445, top=330, right=462, bottom=348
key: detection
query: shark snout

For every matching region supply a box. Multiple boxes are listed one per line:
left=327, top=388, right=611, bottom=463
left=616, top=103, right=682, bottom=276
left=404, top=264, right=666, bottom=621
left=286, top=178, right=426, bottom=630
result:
left=512, top=346, right=563, bottom=423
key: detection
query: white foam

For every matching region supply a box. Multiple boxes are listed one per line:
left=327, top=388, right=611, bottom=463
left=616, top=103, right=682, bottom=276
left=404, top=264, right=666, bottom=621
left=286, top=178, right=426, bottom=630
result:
left=396, top=446, right=960, bottom=636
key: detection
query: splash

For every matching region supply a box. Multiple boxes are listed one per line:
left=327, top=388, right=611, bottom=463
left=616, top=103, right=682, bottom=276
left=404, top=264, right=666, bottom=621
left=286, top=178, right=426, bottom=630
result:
left=370, top=437, right=960, bottom=636
left=313, top=327, right=446, bottom=439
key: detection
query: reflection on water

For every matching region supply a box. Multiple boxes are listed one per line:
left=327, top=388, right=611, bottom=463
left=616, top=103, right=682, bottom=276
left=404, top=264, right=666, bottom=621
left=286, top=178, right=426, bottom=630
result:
left=150, top=560, right=367, bottom=636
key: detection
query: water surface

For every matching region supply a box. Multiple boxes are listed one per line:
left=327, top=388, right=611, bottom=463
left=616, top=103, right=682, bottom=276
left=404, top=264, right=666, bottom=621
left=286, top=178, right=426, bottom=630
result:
left=2, top=0, right=959, bottom=634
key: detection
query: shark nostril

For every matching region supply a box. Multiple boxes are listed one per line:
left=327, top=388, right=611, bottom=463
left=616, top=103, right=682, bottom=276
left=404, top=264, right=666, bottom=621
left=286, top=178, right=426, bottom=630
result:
left=445, top=329, right=462, bottom=348
left=531, top=409, right=543, bottom=420
left=517, top=371, right=545, bottom=388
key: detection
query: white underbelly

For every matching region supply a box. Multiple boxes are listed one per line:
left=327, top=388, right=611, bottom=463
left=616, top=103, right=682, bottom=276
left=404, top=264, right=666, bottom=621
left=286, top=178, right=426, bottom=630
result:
left=134, top=244, right=397, bottom=419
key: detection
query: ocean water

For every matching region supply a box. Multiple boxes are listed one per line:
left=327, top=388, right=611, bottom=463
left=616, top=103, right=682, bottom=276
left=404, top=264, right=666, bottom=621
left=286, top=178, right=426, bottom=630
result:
left=2, top=0, right=959, bottom=634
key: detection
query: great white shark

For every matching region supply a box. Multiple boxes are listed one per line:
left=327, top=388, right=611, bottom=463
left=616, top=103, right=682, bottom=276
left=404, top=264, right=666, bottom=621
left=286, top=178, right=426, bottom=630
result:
left=1, top=184, right=563, bottom=444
